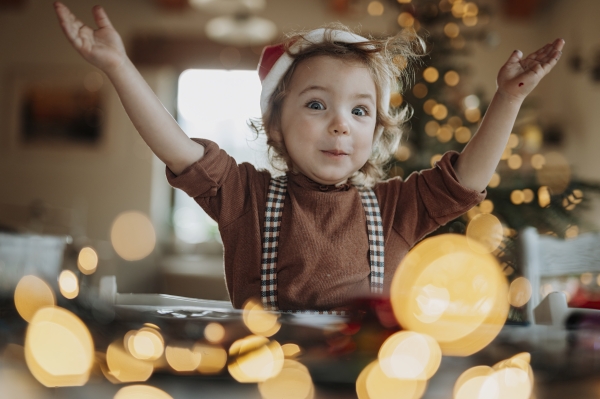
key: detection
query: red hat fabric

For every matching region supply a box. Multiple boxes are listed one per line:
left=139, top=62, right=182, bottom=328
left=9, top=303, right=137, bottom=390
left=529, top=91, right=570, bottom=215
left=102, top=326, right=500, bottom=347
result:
left=257, top=28, right=390, bottom=119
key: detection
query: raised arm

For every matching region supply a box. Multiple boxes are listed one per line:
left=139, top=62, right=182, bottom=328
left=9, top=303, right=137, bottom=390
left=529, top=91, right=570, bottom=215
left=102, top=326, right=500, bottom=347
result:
left=453, top=38, right=565, bottom=192
left=54, top=2, right=204, bottom=175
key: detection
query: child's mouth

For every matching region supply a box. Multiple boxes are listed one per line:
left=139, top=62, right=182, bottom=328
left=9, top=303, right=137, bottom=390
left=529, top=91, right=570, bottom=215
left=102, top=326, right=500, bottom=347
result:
left=322, top=150, right=348, bottom=157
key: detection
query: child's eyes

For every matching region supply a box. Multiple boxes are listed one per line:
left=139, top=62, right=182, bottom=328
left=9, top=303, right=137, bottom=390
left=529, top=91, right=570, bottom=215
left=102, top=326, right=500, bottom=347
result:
left=306, top=101, right=325, bottom=110
left=352, top=106, right=369, bottom=116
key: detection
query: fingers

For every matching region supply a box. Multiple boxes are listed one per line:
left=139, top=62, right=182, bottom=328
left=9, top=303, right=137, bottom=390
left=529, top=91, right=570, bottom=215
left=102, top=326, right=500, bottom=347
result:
left=93, top=5, right=113, bottom=29
left=54, top=2, right=85, bottom=47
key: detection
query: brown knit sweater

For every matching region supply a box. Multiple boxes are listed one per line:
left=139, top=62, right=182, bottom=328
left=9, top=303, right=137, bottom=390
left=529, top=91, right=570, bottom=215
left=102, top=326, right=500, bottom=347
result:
left=167, top=139, right=485, bottom=310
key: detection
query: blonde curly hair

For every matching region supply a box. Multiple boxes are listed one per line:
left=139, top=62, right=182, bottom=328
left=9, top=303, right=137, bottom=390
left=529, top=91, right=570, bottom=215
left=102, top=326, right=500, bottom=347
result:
left=250, top=24, right=426, bottom=187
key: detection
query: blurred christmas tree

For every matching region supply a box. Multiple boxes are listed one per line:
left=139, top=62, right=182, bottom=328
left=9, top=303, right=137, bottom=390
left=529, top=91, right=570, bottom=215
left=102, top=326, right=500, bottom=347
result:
left=376, top=0, right=600, bottom=320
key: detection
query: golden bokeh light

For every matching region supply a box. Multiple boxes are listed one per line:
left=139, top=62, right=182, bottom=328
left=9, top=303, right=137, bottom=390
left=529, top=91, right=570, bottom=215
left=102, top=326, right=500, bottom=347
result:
left=378, top=331, right=441, bottom=380
left=24, top=307, right=94, bottom=387
left=507, top=154, right=523, bottom=170
left=581, top=272, right=593, bottom=285
left=463, top=94, right=480, bottom=109
left=437, top=125, right=453, bottom=143
left=205, top=322, right=226, bottom=343
left=508, top=277, right=532, bottom=308
left=165, top=344, right=202, bottom=372
left=522, top=188, right=534, bottom=203
left=194, top=344, right=227, bottom=374
left=258, top=359, right=314, bottom=399
left=423, top=99, right=437, bottom=115
left=114, top=385, right=173, bottom=399
left=14, top=275, right=56, bottom=323
left=444, top=70, right=460, bottom=86
left=510, top=190, right=525, bottom=205
left=463, top=15, right=478, bottom=26
left=110, top=211, right=156, bottom=261
left=389, top=92, right=403, bottom=108
left=397, top=12, right=415, bottom=27
left=393, top=55, right=408, bottom=69
left=448, top=116, right=463, bottom=128
left=423, top=67, right=439, bottom=83
left=390, top=234, right=509, bottom=356
left=464, top=2, right=479, bottom=16
left=228, top=336, right=284, bottom=383
left=77, top=247, right=98, bottom=275
left=58, top=270, right=79, bottom=299
left=565, top=225, right=579, bottom=238
left=367, top=1, right=384, bottom=16
left=479, top=199, right=494, bottom=214
left=531, top=154, right=546, bottom=170
left=451, top=1, right=466, bottom=17
left=412, top=83, right=428, bottom=99
left=444, top=22, right=460, bottom=38
left=455, top=353, right=534, bottom=399
left=454, top=365, right=495, bottom=399
left=356, top=360, right=427, bottom=399
left=488, top=173, right=501, bottom=188
left=243, top=299, right=281, bottom=337
left=451, top=36, right=466, bottom=49
left=432, top=104, right=448, bottom=120
left=452, top=126, right=470, bottom=144
left=538, top=186, right=551, bottom=208
left=395, top=146, right=411, bottom=162
left=535, top=152, right=571, bottom=195
left=282, top=343, right=302, bottom=359
left=425, top=120, right=440, bottom=137
left=397, top=0, right=411, bottom=3
left=464, top=108, right=481, bottom=123
left=127, top=328, right=165, bottom=361
left=507, top=133, right=519, bottom=149
left=430, top=154, right=443, bottom=168
left=466, top=213, right=503, bottom=254
left=107, top=340, right=154, bottom=382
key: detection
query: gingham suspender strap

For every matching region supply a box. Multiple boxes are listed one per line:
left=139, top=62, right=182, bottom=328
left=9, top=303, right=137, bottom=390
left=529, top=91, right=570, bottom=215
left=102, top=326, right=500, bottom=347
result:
left=357, top=186, right=385, bottom=294
left=260, top=176, right=385, bottom=311
left=261, top=176, right=288, bottom=311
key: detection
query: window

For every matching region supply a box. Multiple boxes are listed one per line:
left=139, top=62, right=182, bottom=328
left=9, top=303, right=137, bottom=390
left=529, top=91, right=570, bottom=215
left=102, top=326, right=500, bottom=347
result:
left=174, top=69, right=267, bottom=244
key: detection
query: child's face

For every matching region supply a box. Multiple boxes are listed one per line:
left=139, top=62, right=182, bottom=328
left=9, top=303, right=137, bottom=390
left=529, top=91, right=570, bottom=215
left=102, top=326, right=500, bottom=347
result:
left=278, top=55, right=378, bottom=186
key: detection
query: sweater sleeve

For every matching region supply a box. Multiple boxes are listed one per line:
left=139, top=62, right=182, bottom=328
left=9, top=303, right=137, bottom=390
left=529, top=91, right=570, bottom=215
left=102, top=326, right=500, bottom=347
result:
left=377, top=151, right=486, bottom=247
left=165, top=138, right=267, bottom=227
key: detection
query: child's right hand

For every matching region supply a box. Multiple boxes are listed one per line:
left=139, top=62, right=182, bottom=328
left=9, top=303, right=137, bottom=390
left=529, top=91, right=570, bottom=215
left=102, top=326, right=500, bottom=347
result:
left=54, top=2, right=126, bottom=74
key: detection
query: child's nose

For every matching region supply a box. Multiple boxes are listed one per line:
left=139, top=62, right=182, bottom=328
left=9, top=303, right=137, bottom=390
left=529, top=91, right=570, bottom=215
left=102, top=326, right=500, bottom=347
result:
left=328, top=113, right=349, bottom=135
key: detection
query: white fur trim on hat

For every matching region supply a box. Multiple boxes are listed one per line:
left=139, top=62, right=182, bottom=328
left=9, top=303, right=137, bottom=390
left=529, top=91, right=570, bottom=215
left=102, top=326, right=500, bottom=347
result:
left=259, top=28, right=391, bottom=120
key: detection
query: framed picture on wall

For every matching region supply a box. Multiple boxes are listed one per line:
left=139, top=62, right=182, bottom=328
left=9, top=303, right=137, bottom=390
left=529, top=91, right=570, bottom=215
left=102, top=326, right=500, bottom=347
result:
left=3, top=66, right=107, bottom=153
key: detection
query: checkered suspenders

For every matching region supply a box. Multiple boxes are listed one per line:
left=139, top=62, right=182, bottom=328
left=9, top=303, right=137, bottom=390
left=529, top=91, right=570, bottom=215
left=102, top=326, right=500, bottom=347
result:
left=260, top=176, right=385, bottom=312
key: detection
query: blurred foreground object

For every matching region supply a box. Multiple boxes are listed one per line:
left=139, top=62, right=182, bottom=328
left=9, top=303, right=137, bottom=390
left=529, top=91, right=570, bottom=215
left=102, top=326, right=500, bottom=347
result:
left=391, top=234, right=509, bottom=356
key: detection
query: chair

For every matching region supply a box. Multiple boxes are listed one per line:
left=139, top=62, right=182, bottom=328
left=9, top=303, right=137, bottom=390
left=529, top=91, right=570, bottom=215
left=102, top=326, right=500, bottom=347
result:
left=519, top=227, right=600, bottom=324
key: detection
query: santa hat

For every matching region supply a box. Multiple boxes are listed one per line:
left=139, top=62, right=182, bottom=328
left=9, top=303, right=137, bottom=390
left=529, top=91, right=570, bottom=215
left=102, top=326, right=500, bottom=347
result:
left=257, top=28, right=391, bottom=117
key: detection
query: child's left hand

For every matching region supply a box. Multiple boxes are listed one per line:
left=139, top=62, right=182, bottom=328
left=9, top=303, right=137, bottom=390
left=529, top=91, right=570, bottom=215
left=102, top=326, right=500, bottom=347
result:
left=497, top=38, right=565, bottom=101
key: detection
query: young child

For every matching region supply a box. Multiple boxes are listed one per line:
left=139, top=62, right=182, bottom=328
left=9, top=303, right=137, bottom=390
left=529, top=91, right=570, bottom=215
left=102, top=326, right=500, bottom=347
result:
left=54, top=2, right=564, bottom=312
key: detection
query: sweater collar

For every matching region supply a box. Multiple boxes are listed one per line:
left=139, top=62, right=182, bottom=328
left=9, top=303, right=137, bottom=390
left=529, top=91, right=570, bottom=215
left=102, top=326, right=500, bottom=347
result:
left=286, top=171, right=352, bottom=192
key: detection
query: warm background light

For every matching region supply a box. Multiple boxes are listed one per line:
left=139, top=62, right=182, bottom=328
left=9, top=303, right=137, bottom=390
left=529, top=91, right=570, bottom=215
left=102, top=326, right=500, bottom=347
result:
left=107, top=340, right=154, bottom=383
left=204, top=322, right=226, bottom=343
left=466, top=213, right=503, bottom=253
left=77, top=247, right=98, bottom=275
left=258, top=359, right=314, bottom=399
left=110, top=211, right=156, bottom=261
left=14, top=275, right=55, bottom=323
left=25, top=307, right=94, bottom=387
left=58, top=270, right=79, bottom=299
left=243, top=299, right=281, bottom=337
left=228, top=336, right=284, bottom=383
left=508, top=277, right=533, bottom=308
left=378, top=331, right=441, bottom=380
left=114, top=385, right=173, bottom=399
left=194, top=343, right=227, bottom=374
left=356, top=360, right=427, bottom=399
left=390, top=234, right=509, bottom=356
left=165, top=344, right=202, bottom=372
